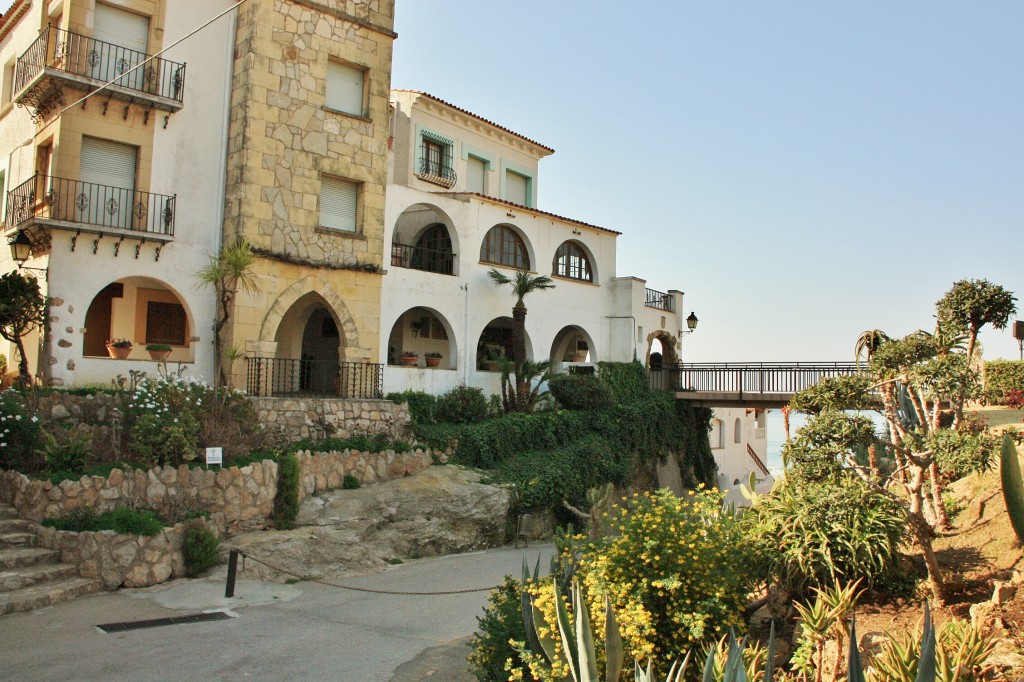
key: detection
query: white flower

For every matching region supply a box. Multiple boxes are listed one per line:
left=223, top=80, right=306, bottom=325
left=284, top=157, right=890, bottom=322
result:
left=31, top=416, right=38, bottom=423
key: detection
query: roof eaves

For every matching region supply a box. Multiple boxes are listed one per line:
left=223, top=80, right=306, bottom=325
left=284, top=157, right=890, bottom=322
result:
left=433, top=192, right=622, bottom=236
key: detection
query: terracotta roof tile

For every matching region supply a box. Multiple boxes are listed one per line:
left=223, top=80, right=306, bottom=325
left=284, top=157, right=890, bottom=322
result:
left=0, top=0, right=30, bottom=41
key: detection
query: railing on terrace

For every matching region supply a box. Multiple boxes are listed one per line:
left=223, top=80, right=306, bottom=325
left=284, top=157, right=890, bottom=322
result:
left=645, top=287, right=675, bottom=312
left=15, top=25, right=186, bottom=103
left=246, top=357, right=384, bottom=399
left=390, top=242, right=455, bottom=275
left=649, top=362, right=862, bottom=394
left=415, top=158, right=457, bottom=189
left=6, top=174, right=176, bottom=236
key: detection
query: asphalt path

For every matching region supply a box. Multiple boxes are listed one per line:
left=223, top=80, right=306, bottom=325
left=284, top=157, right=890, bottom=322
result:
left=0, top=543, right=553, bottom=681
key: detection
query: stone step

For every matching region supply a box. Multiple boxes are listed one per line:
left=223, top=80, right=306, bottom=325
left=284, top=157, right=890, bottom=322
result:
left=0, top=532, right=36, bottom=549
left=0, top=577, right=102, bottom=616
left=1, top=563, right=79, bottom=592
left=0, top=547, right=60, bottom=570
left=0, top=506, right=17, bottom=520
left=0, top=518, right=32, bottom=533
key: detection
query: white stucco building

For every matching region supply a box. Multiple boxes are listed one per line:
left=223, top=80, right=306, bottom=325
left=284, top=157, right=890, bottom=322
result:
left=380, top=90, right=688, bottom=396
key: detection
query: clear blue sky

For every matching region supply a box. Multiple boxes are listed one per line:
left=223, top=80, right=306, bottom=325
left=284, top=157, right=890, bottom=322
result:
left=391, top=1, right=1024, bottom=362
left=3, top=1, right=1019, bottom=361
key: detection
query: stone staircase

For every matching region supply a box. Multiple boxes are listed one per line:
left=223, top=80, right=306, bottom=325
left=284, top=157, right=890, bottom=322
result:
left=0, top=504, right=101, bottom=616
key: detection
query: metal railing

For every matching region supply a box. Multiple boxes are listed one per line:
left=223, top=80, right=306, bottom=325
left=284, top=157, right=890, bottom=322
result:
left=6, top=174, right=176, bottom=236
left=390, top=241, right=455, bottom=275
left=246, top=357, right=384, bottom=399
left=415, top=157, right=457, bottom=188
left=747, top=443, right=770, bottom=477
left=645, top=287, right=675, bottom=312
left=650, top=362, right=862, bottom=394
left=15, top=25, right=186, bottom=102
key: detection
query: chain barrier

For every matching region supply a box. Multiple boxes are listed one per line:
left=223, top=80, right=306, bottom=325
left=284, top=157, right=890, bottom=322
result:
left=233, top=549, right=501, bottom=596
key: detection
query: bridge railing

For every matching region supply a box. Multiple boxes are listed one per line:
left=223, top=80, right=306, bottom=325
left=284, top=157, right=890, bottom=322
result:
left=650, top=362, right=862, bottom=395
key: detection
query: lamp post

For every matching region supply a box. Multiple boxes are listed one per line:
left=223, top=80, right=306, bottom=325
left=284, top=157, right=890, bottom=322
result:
left=7, top=231, right=47, bottom=279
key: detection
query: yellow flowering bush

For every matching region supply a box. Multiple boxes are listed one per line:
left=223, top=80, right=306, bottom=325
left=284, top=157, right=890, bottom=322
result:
left=578, top=488, right=757, bottom=673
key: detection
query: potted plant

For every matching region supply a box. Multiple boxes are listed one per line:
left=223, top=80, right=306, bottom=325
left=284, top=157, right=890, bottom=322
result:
left=483, top=346, right=503, bottom=371
left=400, top=350, right=418, bottom=366
left=106, top=338, right=133, bottom=359
left=424, top=351, right=442, bottom=368
left=145, top=343, right=172, bottom=361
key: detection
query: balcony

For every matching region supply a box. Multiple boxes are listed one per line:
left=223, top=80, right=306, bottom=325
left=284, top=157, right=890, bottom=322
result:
left=390, top=241, right=455, bottom=275
left=415, top=157, right=457, bottom=189
left=14, top=26, right=185, bottom=123
left=6, top=174, right=176, bottom=239
left=645, top=287, right=675, bottom=312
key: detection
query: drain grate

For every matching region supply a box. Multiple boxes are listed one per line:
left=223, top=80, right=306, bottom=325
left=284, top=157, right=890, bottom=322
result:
left=97, top=611, right=234, bottom=634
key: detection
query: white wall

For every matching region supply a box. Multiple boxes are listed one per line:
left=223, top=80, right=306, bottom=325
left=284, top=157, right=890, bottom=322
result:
left=710, top=407, right=774, bottom=506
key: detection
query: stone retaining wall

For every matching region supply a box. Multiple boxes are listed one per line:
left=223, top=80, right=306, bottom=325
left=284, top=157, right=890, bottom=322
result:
left=36, top=518, right=219, bottom=590
left=250, top=397, right=413, bottom=442
left=0, top=448, right=434, bottom=533
left=33, top=392, right=122, bottom=459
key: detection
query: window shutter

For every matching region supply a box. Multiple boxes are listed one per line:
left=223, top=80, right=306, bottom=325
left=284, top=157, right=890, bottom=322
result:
left=321, top=176, right=358, bottom=231
left=326, top=62, right=364, bottom=115
left=505, top=171, right=528, bottom=206
left=466, top=156, right=485, bottom=194
left=80, top=136, right=137, bottom=190
left=93, top=4, right=149, bottom=89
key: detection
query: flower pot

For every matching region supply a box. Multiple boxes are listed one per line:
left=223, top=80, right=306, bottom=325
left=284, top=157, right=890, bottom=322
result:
left=425, top=356, right=441, bottom=368
left=400, top=356, right=418, bottom=366
left=148, top=349, right=171, bottom=361
left=106, top=345, right=132, bottom=360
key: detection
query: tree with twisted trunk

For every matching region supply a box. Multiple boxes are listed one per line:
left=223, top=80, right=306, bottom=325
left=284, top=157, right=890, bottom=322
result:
left=0, top=271, right=47, bottom=386
left=487, top=268, right=554, bottom=412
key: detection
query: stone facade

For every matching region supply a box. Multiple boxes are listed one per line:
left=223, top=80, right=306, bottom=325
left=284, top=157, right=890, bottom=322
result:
left=223, top=0, right=396, bottom=386
left=36, top=518, right=218, bottom=590
left=250, top=396, right=412, bottom=442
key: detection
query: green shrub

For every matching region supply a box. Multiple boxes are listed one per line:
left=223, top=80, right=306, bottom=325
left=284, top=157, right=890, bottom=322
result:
left=42, top=506, right=167, bottom=536
left=985, top=360, right=1024, bottom=404
left=182, top=524, right=220, bottom=577
left=468, top=575, right=529, bottom=682
left=125, top=376, right=204, bottom=467
left=35, top=428, right=91, bottom=476
left=595, top=360, right=651, bottom=403
left=744, top=474, right=908, bottom=594
left=548, top=373, right=614, bottom=410
left=436, top=384, right=488, bottom=424
left=274, top=453, right=300, bottom=529
left=342, top=474, right=361, bottom=489
left=386, top=390, right=437, bottom=424
left=0, top=389, right=41, bottom=472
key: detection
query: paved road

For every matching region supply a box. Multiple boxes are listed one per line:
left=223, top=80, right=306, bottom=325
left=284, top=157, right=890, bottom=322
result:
left=0, top=543, right=553, bottom=681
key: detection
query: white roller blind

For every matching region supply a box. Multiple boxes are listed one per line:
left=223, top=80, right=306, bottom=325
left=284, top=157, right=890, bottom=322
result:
left=466, top=156, right=485, bottom=194
left=80, top=136, right=137, bottom=189
left=505, top=170, right=528, bottom=206
left=326, top=62, right=364, bottom=115
left=94, top=3, right=149, bottom=52
left=320, top=176, right=358, bottom=231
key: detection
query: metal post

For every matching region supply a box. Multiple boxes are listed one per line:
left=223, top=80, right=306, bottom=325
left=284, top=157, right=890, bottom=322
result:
left=225, top=549, right=239, bottom=598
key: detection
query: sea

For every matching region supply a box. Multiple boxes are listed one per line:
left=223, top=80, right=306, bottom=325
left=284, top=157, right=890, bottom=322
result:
left=763, top=409, right=885, bottom=475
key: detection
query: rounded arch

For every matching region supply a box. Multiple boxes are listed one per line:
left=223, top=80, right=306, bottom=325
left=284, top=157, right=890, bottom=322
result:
left=82, top=276, right=196, bottom=360
left=476, top=316, right=533, bottom=371
left=386, top=306, right=458, bottom=369
left=551, top=240, right=597, bottom=283
left=734, top=418, right=742, bottom=444
left=645, top=329, right=679, bottom=367
left=392, top=202, right=460, bottom=276
left=480, top=223, right=533, bottom=270
left=258, top=275, right=359, bottom=352
left=549, top=325, right=596, bottom=367
left=710, top=419, right=724, bottom=450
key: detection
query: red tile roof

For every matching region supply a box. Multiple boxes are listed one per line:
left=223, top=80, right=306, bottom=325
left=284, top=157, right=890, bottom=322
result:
left=0, top=0, right=30, bottom=41
left=435, top=192, right=621, bottom=236
left=393, top=90, right=555, bottom=154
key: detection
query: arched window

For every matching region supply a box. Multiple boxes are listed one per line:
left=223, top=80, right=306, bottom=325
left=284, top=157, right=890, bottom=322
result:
left=552, top=240, right=592, bottom=282
left=480, top=225, right=529, bottom=269
left=710, top=419, right=723, bottom=449
left=734, top=418, right=742, bottom=444
left=410, top=223, right=454, bottom=275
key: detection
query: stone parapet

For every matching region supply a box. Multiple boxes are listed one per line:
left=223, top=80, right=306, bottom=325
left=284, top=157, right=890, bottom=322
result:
left=251, top=397, right=412, bottom=442
left=294, top=447, right=432, bottom=502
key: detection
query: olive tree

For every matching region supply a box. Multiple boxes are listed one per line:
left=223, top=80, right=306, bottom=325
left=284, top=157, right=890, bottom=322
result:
left=0, top=272, right=47, bottom=385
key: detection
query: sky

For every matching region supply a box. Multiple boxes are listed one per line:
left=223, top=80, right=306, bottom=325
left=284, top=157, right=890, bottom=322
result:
left=2, top=1, right=1020, bottom=362
left=390, top=1, right=1024, bottom=362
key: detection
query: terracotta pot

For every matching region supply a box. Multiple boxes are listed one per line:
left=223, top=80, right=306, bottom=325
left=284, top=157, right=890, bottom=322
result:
left=400, top=356, right=418, bottom=366
left=148, top=349, right=171, bottom=361
left=106, top=345, right=132, bottom=360
left=425, top=356, right=441, bottom=368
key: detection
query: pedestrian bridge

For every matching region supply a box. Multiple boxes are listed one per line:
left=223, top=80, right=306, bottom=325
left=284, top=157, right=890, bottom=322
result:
left=649, top=362, right=861, bottom=407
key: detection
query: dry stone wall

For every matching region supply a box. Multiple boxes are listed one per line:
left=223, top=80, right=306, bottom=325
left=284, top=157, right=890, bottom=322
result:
left=251, top=397, right=412, bottom=442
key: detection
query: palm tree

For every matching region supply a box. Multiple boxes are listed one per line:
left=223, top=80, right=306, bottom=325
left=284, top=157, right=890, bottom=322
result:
left=195, top=238, right=262, bottom=387
left=487, top=268, right=554, bottom=412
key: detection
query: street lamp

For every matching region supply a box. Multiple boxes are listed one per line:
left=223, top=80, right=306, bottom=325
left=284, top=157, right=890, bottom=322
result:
left=686, top=312, right=699, bottom=332
left=7, top=231, right=47, bottom=278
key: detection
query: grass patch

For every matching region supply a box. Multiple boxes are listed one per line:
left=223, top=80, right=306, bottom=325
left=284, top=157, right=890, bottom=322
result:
left=42, top=506, right=168, bottom=536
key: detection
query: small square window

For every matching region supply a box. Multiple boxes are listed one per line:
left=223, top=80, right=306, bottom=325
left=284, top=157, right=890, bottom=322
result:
left=326, top=61, right=365, bottom=116
left=320, top=175, right=359, bottom=232
left=416, top=132, right=456, bottom=188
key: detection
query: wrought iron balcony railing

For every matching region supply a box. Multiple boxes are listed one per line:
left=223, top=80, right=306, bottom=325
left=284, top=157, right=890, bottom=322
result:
left=246, top=357, right=384, bottom=399
left=390, top=241, right=455, bottom=275
left=415, top=158, right=457, bottom=188
left=645, top=287, right=675, bottom=312
left=6, top=174, right=176, bottom=237
left=15, top=25, right=186, bottom=108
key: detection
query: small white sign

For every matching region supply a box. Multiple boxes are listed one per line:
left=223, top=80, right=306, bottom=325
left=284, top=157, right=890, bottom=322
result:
left=206, top=447, right=223, bottom=466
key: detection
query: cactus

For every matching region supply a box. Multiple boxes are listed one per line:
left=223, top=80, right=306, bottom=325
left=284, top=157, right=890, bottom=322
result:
left=1000, top=434, right=1024, bottom=543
